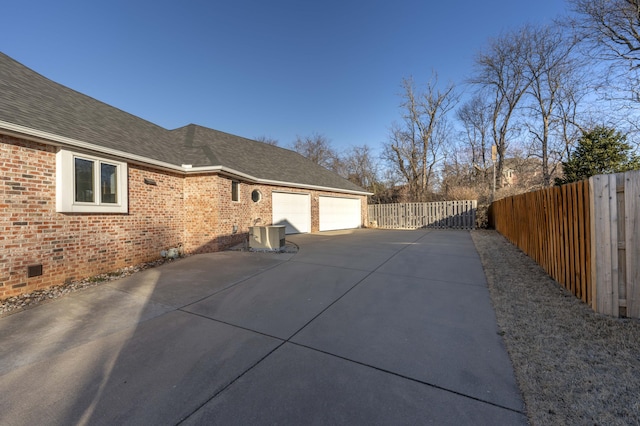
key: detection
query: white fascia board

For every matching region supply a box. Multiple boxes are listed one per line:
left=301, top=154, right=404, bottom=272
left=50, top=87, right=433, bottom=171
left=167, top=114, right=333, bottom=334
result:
left=187, top=166, right=372, bottom=195
left=0, top=120, right=184, bottom=172
left=252, top=178, right=372, bottom=196
left=1, top=120, right=373, bottom=196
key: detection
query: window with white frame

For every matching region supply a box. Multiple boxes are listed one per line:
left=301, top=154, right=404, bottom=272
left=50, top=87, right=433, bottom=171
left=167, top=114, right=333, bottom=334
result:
left=56, top=149, right=128, bottom=213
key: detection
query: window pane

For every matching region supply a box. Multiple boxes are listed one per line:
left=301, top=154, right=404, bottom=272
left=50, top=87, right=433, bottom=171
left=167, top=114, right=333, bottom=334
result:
left=101, top=163, right=118, bottom=204
left=232, top=181, right=239, bottom=201
left=75, top=158, right=94, bottom=203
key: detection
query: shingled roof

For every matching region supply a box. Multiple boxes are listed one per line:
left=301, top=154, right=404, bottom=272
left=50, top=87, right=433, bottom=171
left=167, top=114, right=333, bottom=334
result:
left=0, top=52, right=368, bottom=194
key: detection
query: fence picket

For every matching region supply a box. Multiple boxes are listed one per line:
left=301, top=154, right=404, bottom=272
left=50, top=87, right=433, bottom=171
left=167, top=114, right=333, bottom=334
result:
left=625, top=171, right=640, bottom=317
left=368, top=200, right=477, bottom=230
left=609, top=174, right=620, bottom=317
left=490, top=171, right=640, bottom=318
left=490, top=181, right=593, bottom=308
left=591, top=175, right=613, bottom=315
left=576, top=182, right=587, bottom=302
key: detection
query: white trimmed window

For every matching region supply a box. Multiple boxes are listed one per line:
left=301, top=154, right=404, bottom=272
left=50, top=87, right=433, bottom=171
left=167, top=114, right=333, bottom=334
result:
left=56, top=149, right=128, bottom=213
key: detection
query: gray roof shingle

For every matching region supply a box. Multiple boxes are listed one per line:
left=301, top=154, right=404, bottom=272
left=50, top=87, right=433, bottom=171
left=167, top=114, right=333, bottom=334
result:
left=0, top=52, right=367, bottom=194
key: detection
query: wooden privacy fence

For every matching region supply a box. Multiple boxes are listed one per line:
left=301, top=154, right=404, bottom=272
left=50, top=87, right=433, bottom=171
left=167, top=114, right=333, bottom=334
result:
left=490, top=170, right=640, bottom=318
left=590, top=172, right=640, bottom=318
left=489, top=180, right=592, bottom=305
left=368, top=200, right=477, bottom=230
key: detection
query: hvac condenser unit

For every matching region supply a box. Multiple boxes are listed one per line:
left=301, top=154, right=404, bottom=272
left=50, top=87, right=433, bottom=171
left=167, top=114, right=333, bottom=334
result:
left=248, top=225, right=286, bottom=250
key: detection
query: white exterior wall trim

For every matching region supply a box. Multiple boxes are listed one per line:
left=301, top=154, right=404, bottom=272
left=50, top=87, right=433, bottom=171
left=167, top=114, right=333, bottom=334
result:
left=1, top=120, right=371, bottom=196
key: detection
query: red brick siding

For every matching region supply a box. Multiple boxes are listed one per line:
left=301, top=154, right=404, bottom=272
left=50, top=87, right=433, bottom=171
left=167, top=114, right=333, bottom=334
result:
left=0, top=135, right=186, bottom=298
left=1, top=134, right=368, bottom=299
left=186, top=178, right=368, bottom=249
left=215, top=182, right=368, bottom=234
left=183, top=174, right=220, bottom=253
left=187, top=177, right=277, bottom=252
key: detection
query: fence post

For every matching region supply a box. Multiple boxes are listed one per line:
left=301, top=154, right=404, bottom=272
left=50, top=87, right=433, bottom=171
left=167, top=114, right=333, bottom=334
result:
left=625, top=171, right=640, bottom=317
left=590, top=174, right=618, bottom=316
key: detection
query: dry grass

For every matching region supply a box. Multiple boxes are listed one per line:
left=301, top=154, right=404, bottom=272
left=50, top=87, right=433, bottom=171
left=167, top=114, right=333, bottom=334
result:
left=472, top=230, right=640, bottom=426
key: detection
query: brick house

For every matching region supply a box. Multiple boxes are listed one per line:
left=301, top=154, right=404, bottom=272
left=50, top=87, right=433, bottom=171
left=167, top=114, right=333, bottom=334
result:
left=0, top=53, right=369, bottom=299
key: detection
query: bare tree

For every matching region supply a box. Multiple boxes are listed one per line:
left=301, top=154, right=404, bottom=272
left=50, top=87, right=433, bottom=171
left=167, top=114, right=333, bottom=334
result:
left=341, top=144, right=378, bottom=188
left=254, top=135, right=279, bottom=146
left=470, top=26, right=534, bottom=190
left=384, top=124, right=421, bottom=200
left=570, top=0, right=640, bottom=65
left=523, top=24, right=583, bottom=186
left=569, top=0, right=640, bottom=103
left=456, top=95, right=491, bottom=184
left=555, top=76, right=587, bottom=159
left=440, top=144, right=478, bottom=195
left=339, top=144, right=389, bottom=202
left=383, top=75, right=458, bottom=201
left=291, top=133, right=337, bottom=170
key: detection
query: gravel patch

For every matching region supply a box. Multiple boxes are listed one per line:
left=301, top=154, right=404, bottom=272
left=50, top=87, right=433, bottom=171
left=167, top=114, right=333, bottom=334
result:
left=472, top=230, right=640, bottom=426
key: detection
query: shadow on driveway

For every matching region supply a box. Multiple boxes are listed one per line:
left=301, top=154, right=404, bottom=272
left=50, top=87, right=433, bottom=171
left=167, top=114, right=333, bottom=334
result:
left=0, top=229, right=527, bottom=425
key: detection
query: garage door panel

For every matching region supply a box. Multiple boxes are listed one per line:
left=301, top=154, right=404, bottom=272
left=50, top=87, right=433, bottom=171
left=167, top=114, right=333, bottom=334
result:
left=272, top=192, right=311, bottom=234
left=319, top=197, right=361, bottom=231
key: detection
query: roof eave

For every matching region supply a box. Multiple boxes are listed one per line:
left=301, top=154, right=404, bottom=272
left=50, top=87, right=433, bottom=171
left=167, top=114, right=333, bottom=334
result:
left=0, top=120, right=372, bottom=196
left=0, top=120, right=185, bottom=173
left=187, top=166, right=371, bottom=195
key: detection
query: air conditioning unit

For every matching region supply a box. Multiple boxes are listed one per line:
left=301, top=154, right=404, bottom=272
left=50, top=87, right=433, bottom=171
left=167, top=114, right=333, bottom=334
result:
left=248, top=225, right=286, bottom=250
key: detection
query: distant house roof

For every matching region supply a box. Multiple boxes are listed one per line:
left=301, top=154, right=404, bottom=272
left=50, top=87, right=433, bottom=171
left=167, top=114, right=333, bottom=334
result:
left=0, top=52, right=368, bottom=195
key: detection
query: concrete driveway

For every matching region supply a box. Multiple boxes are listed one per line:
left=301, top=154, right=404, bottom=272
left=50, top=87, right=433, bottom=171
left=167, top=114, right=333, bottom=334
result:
left=0, top=229, right=527, bottom=425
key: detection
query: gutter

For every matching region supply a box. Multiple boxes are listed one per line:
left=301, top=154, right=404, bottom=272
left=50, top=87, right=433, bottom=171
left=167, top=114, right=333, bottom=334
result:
left=0, top=120, right=373, bottom=196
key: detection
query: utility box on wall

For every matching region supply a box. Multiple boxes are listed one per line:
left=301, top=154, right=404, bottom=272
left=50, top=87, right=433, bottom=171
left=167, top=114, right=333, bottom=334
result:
left=249, top=225, right=286, bottom=250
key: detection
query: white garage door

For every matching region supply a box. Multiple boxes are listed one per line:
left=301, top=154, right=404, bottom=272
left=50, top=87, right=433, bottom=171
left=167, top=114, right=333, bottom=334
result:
left=272, top=192, right=311, bottom=234
left=319, top=196, right=362, bottom=231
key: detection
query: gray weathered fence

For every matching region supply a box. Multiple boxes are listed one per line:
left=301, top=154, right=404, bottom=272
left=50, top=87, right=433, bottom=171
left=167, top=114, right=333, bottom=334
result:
left=590, top=171, right=640, bottom=318
left=368, top=200, right=477, bottom=230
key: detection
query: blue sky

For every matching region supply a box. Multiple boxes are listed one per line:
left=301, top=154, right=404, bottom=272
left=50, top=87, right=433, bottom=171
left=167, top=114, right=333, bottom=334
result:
left=3, top=0, right=569, bottom=154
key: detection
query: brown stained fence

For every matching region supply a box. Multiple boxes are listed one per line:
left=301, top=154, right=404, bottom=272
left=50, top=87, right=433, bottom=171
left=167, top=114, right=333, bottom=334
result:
left=368, top=200, right=477, bottom=230
left=490, top=170, right=640, bottom=318
left=490, top=180, right=592, bottom=305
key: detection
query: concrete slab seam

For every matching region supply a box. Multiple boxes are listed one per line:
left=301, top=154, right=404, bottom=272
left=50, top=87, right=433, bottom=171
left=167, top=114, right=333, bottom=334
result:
left=285, top=259, right=375, bottom=272
left=177, top=309, right=287, bottom=343
left=177, top=260, right=288, bottom=311
left=175, top=340, right=288, bottom=425
left=288, top=341, right=526, bottom=416
left=176, top=231, right=444, bottom=422
left=285, top=230, right=436, bottom=341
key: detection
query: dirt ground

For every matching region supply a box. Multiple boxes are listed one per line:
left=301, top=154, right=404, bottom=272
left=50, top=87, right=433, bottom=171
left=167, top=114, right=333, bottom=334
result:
left=472, top=230, right=640, bottom=426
